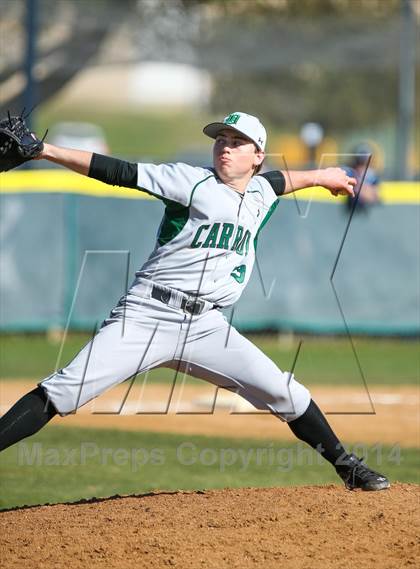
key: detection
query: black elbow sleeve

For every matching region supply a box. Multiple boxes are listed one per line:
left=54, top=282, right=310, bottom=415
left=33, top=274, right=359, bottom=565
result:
left=88, top=153, right=138, bottom=189
left=261, top=170, right=286, bottom=196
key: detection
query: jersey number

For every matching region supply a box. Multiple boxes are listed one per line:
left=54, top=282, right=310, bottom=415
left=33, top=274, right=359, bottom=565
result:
left=231, top=264, right=246, bottom=284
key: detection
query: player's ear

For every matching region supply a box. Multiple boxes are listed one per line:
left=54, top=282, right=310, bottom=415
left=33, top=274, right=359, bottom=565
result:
left=253, top=149, right=265, bottom=167
left=253, top=147, right=265, bottom=175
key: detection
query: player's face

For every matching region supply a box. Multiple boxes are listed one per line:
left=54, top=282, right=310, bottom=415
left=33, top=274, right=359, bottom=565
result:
left=213, top=129, right=264, bottom=183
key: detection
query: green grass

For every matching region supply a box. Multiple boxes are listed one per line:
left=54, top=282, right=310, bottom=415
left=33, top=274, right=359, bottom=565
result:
left=254, top=335, right=420, bottom=385
left=0, top=426, right=417, bottom=510
left=35, top=107, right=214, bottom=160
left=1, top=333, right=418, bottom=386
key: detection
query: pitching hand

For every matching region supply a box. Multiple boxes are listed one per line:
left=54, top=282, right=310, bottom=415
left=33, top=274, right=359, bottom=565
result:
left=316, top=168, right=357, bottom=197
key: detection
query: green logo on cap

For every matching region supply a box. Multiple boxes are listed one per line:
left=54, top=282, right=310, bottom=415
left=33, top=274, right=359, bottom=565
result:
left=224, top=113, right=240, bottom=125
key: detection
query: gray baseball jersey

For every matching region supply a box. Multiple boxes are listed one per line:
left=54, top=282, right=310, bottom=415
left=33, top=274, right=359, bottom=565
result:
left=133, top=162, right=278, bottom=307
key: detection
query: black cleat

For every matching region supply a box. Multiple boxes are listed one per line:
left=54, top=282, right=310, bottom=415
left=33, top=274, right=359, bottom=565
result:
left=335, top=454, right=390, bottom=491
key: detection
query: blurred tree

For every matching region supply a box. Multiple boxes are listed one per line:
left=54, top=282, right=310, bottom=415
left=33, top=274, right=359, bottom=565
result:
left=187, top=0, right=401, bottom=18
left=1, top=0, right=416, bottom=139
left=0, top=0, right=137, bottom=115
left=210, top=68, right=401, bottom=132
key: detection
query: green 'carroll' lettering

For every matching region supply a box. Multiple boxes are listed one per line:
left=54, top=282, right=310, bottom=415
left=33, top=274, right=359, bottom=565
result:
left=231, top=226, right=243, bottom=250
left=217, top=223, right=234, bottom=249
left=190, top=222, right=251, bottom=254
left=202, top=223, right=220, bottom=248
left=191, top=224, right=209, bottom=248
left=236, top=231, right=250, bottom=255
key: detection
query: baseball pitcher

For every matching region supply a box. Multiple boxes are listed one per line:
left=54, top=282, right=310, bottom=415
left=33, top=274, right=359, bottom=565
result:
left=0, top=111, right=389, bottom=491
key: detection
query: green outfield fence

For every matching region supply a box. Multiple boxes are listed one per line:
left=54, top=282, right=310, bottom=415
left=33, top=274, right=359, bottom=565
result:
left=0, top=171, right=419, bottom=335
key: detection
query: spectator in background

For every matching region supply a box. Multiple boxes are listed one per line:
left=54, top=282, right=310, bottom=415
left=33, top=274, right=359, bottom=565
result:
left=344, top=143, right=381, bottom=214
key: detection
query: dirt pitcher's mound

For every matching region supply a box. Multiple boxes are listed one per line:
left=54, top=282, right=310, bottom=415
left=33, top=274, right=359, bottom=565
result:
left=1, top=484, right=418, bottom=569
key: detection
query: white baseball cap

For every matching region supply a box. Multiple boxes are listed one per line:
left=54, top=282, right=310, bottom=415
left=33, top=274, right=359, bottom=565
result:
left=203, top=112, right=267, bottom=151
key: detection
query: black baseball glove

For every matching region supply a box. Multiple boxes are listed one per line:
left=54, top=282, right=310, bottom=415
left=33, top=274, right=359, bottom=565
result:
left=0, top=112, right=45, bottom=172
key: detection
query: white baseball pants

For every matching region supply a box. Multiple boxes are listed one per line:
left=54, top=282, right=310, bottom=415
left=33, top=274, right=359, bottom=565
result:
left=40, top=292, right=311, bottom=421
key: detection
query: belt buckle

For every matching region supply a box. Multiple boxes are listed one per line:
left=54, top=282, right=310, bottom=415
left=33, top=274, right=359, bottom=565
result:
left=151, top=285, right=171, bottom=305
left=184, top=297, right=202, bottom=315
left=159, top=289, right=171, bottom=304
